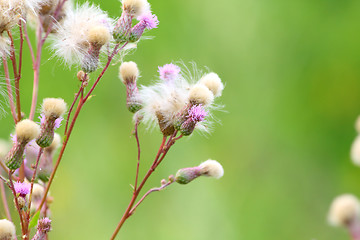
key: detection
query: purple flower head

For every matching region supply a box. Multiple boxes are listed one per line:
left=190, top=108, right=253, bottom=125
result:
left=39, top=114, right=63, bottom=130
left=14, top=181, right=31, bottom=197
left=10, top=134, right=17, bottom=144
left=188, top=105, right=207, bottom=123
left=137, top=12, right=159, bottom=30
left=158, top=64, right=181, bottom=82
left=37, top=217, right=52, bottom=233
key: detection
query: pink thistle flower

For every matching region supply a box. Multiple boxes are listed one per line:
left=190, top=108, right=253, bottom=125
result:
left=14, top=181, right=31, bottom=197
left=129, top=12, right=159, bottom=42
left=188, top=105, right=207, bottom=123
left=37, top=218, right=52, bottom=233
left=39, top=114, right=63, bottom=130
left=137, top=12, right=159, bottom=30
left=158, top=64, right=181, bottom=82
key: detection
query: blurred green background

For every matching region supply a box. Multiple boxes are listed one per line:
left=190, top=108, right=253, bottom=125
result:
left=2, top=0, right=360, bottom=239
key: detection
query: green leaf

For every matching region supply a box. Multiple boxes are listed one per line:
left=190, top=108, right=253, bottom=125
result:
left=29, top=211, right=40, bottom=229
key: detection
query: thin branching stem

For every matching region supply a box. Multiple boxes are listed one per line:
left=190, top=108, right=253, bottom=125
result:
left=2, top=57, right=17, bottom=123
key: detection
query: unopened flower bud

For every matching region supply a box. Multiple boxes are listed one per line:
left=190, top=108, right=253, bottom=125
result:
left=36, top=98, right=67, bottom=148
left=175, top=167, right=202, bottom=184
left=168, top=175, right=175, bottom=182
left=119, top=62, right=142, bottom=113
left=14, top=196, right=26, bottom=210
left=32, top=218, right=52, bottom=240
left=328, top=194, right=360, bottom=227
left=6, top=120, right=40, bottom=170
left=82, top=26, right=111, bottom=73
left=38, top=134, right=61, bottom=182
left=199, top=72, right=224, bottom=97
left=113, top=10, right=132, bottom=42
left=77, top=70, right=89, bottom=83
left=160, top=179, right=167, bottom=185
left=0, top=219, right=16, bottom=240
left=175, top=160, right=224, bottom=185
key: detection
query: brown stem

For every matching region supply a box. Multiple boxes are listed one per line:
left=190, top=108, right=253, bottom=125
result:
left=110, top=135, right=177, bottom=240
left=133, top=120, right=141, bottom=191
left=26, top=148, right=43, bottom=238
left=129, top=181, right=174, bottom=216
left=2, top=56, right=17, bottom=123
left=7, top=30, right=21, bottom=122
left=64, top=82, right=85, bottom=135
left=8, top=171, right=26, bottom=235
left=0, top=180, right=12, bottom=221
left=35, top=42, right=128, bottom=215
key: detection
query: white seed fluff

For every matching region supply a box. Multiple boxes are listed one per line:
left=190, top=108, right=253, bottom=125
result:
left=0, top=219, right=16, bottom=240
left=199, top=72, right=224, bottom=97
left=121, top=0, right=150, bottom=18
left=189, top=84, right=214, bottom=106
left=351, top=135, right=360, bottom=167
left=328, top=194, right=360, bottom=227
left=52, top=3, right=113, bottom=66
left=87, top=26, right=111, bottom=46
left=199, top=159, right=224, bottom=179
left=41, top=98, right=67, bottom=118
left=119, top=61, right=139, bottom=84
left=355, top=116, right=360, bottom=134
left=16, top=119, right=40, bottom=142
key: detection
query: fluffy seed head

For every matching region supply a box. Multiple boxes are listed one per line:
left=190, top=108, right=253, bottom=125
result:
left=122, top=0, right=150, bottom=17
left=328, top=194, right=360, bottom=226
left=119, top=61, right=139, bottom=84
left=15, top=119, right=40, bottom=142
left=199, top=159, right=224, bottom=179
left=87, top=26, right=111, bottom=46
left=52, top=3, right=113, bottom=67
left=0, top=139, right=10, bottom=159
left=355, top=116, right=360, bottom=134
left=351, top=135, right=360, bottom=167
left=41, top=98, right=67, bottom=118
left=189, top=84, right=214, bottom=106
left=0, top=219, right=16, bottom=240
left=199, top=72, right=224, bottom=97
left=32, top=184, right=45, bottom=202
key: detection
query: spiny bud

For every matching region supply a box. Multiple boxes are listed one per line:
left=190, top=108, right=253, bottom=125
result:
left=36, top=98, right=67, bottom=148
left=175, top=167, right=202, bottom=184
left=32, top=218, right=52, bottom=240
left=189, top=84, right=214, bottom=106
left=81, top=26, right=111, bottom=73
left=0, top=219, right=16, bottom=240
left=175, top=160, right=224, bottom=185
left=199, top=72, right=224, bottom=97
left=113, top=10, right=132, bottom=43
left=38, top=133, right=61, bottom=182
left=119, top=62, right=142, bottom=113
left=6, top=120, right=40, bottom=170
left=328, top=194, right=360, bottom=227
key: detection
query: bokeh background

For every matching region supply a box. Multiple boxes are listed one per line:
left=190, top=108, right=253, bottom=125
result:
left=2, top=0, right=360, bottom=239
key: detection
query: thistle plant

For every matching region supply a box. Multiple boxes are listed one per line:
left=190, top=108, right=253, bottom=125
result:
left=0, top=0, right=225, bottom=239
